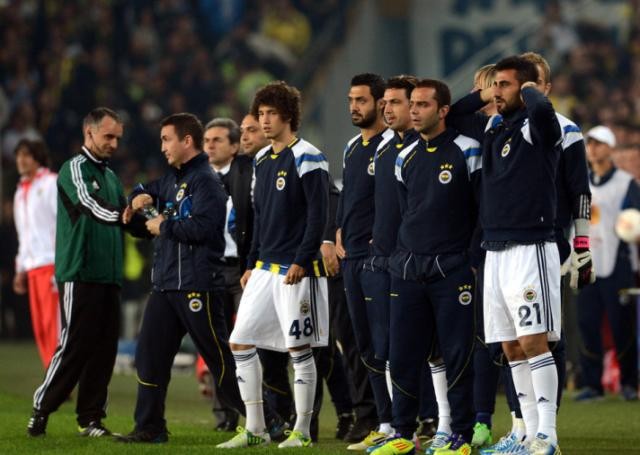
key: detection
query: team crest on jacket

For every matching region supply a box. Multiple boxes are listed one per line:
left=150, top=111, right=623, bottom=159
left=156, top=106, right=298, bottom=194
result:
left=176, top=183, right=188, bottom=201
left=91, top=179, right=100, bottom=191
left=501, top=141, right=511, bottom=157
left=458, top=284, right=472, bottom=305
left=439, top=163, right=453, bottom=184
left=523, top=287, right=537, bottom=302
left=300, top=299, right=310, bottom=315
left=188, top=292, right=203, bottom=312
left=367, top=159, right=375, bottom=176
left=276, top=170, right=287, bottom=190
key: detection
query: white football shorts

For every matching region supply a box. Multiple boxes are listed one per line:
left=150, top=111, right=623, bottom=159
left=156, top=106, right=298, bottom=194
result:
left=483, top=242, right=561, bottom=343
left=230, top=268, right=329, bottom=351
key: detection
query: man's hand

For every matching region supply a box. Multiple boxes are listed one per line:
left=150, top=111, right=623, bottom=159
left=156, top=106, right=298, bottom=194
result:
left=480, top=85, right=494, bottom=103
left=13, top=272, right=27, bottom=295
left=284, top=264, right=305, bottom=285
left=569, top=236, right=596, bottom=289
left=131, top=194, right=153, bottom=211
left=122, top=206, right=133, bottom=224
left=145, top=215, right=165, bottom=236
left=240, top=269, right=252, bottom=289
left=321, top=242, right=339, bottom=277
left=336, top=228, right=346, bottom=259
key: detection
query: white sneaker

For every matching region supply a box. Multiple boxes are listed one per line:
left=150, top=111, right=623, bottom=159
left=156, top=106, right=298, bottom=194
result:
left=529, top=433, right=561, bottom=455
left=425, top=431, right=450, bottom=454
left=216, top=427, right=270, bottom=448
left=278, top=430, right=313, bottom=448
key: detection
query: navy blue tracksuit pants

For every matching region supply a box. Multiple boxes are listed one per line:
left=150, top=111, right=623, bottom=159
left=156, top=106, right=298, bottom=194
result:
left=134, top=290, right=243, bottom=432
left=576, top=253, right=638, bottom=392
left=389, top=265, right=475, bottom=441
left=362, top=257, right=438, bottom=421
left=342, top=257, right=392, bottom=424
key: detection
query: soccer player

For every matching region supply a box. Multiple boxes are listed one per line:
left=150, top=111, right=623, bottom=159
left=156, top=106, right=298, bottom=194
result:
left=217, top=81, right=330, bottom=449
left=373, top=79, right=480, bottom=455
left=12, top=139, right=58, bottom=370
left=379, top=75, right=439, bottom=441
left=575, top=125, right=639, bottom=402
left=336, top=73, right=395, bottom=450
left=480, top=52, right=594, bottom=453
left=448, top=56, right=563, bottom=455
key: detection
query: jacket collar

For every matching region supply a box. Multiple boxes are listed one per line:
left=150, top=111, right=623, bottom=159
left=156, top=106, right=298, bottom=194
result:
left=501, top=107, right=527, bottom=126
left=81, top=146, right=108, bottom=170
left=175, top=152, right=208, bottom=178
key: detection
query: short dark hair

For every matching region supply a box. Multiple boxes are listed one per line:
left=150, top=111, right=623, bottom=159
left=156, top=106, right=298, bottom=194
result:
left=83, top=107, right=121, bottom=129
left=386, top=75, right=418, bottom=100
left=205, top=118, right=241, bottom=144
left=351, top=73, right=386, bottom=101
left=251, top=81, right=302, bottom=132
left=494, top=55, right=539, bottom=86
left=160, top=113, right=204, bottom=150
left=415, top=79, right=451, bottom=108
left=14, top=139, right=50, bottom=168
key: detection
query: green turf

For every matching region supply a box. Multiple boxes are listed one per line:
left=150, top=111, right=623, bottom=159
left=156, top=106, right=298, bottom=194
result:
left=0, top=342, right=638, bottom=454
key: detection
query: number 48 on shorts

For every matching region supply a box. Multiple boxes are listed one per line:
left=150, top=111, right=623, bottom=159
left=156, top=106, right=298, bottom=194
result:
left=289, top=317, right=314, bottom=340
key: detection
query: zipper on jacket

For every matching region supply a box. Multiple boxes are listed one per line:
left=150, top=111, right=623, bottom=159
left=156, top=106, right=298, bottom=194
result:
left=402, top=253, right=413, bottom=280
left=178, top=243, right=182, bottom=290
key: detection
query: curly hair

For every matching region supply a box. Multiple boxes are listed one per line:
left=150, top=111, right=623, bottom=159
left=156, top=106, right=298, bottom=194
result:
left=251, top=81, right=302, bottom=132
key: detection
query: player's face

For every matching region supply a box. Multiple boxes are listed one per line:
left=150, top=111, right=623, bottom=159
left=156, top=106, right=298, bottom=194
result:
left=160, top=124, right=189, bottom=168
left=85, top=116, right=123, bottom=160
left=204, top=126, right=238, bottom=167
left=493, top=69, right=524, bottom=116
left=533, top=64, right=551, bottom=96
left=15, top=146, right=39, bottom=178
left=410, top=87, right=446, bottom=136
left=586, top=138, right=612, bottom=164
left=348, top=85, right=378, bottom=128
left=258, top=105, right=289, bottom=141
left=383, top=88, right=412, bottom=132
left=240, top=114, right=268, bottom=156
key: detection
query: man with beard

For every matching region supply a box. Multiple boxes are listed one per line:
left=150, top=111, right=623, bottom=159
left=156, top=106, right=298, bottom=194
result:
left=336, top=73, right=395, bottom=450
left=448, top=56, right=563, bottom=455
left=372, top=79, right=479, bottom=455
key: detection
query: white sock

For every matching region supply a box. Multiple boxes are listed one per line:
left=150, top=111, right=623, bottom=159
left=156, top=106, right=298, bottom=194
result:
left=385, top=360, right=393, bottom=400
left=291, top=348, right=316, bottom=437
left=511, top=411, right=526, bottom=442
left=528, top=352, right=558, bottom=444
left=232, top=348, right=266, bottom=434
left=429, top=360, right=451, bottom=435
left=378, top=422, right=393, bottom=435
left=509, top=360, right=538, bottom=442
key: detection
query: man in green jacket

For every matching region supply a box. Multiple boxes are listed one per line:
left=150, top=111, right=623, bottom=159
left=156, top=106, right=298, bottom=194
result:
left=28, top=107, right=128, bottom=438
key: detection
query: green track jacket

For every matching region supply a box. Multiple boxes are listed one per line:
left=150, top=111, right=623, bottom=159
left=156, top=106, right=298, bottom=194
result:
left=55, top=147, right=125, bottom=286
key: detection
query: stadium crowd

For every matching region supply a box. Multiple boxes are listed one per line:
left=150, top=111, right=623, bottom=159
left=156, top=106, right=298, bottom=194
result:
left=1, top=1, right=640, bottom=454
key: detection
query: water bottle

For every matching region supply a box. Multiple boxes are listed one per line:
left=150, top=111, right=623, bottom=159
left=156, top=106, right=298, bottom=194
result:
left=141, top=205, right=159, bottom=219
left=162, top=202, right=175, bottom=219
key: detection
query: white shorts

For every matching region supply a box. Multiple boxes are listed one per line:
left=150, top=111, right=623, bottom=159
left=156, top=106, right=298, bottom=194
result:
left=483, top=242, right=561, bottom=343
left=229, top=268, right=329, bottom=351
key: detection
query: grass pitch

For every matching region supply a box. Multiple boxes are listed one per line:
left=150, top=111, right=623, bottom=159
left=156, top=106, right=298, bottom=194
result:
left=0, top=342, right=638, bottom=454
